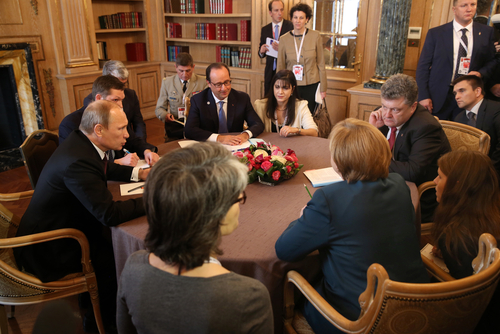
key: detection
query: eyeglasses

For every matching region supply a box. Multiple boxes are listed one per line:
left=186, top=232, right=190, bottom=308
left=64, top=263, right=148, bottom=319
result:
left=210, top=80, right=232, bottom=89
left=234, top=191, right=246, bottom=205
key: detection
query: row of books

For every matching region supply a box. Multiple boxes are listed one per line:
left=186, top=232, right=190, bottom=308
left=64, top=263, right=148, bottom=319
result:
left=96, top=41, right=108, bottom=60
left=195, top=23, right=237, bottom=41
left=167, top=45, right=190, bottom=61
left=164, top=0, right=232, bottom=14
left=240, top=20, right=251, bottom=42
left=216, top=46, right=251, bottom=69
left=98, top=12, right=143, bottom=30
left=126, top=43, right=147, bottom=62
left=166, top=23, right=182, bottom=38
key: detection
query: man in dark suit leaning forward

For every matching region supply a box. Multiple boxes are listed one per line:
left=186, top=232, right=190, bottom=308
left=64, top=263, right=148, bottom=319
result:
left=15, top=100, right=149, bottom=331
left=369, top=74, right=451, bottom=222
left=185, top=62, right=265, bottom=145
left=453, top=75, right=500, bottom=177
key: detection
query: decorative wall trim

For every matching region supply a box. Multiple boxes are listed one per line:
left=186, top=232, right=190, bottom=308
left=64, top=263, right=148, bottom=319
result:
left=43, top=68, right=56, bottom=118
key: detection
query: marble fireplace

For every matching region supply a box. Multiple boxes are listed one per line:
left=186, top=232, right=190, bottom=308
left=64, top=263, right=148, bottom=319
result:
left=0, top=43, right=43, bottom=171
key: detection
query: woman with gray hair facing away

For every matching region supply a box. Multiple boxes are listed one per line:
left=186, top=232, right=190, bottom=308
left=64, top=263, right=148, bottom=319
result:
left=117, top=142, right=273, bottom=334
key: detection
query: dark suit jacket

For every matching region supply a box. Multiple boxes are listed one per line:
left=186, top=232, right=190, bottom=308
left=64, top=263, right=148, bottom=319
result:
left=83, top=88, right=147, bottom=140
left=15, top=130, right=144, bottom=282
left=416, top=21, right=496, bottom=112
left=380, top=104, right=451, bottom=185
left=454, top=99, right=500, bottom=176
left=275, top=174, right=428, bottom=332
left=258, top=20, right=293, bottom=95
left=184, top=88, right=264, bottom=141
left=59, top=98, right=156, bottom=159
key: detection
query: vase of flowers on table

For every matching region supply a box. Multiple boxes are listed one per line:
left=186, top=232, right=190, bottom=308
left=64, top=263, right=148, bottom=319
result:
left=233, top=142, right=303, bottom=185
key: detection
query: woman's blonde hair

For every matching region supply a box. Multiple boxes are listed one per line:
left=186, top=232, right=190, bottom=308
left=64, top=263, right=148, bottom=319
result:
left=329, top=118, right=391, bottom=183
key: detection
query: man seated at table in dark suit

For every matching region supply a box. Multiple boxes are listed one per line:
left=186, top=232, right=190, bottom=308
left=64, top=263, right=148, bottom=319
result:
left=369, top=74, right=451, bottom=222
left=15, top=100, right=149, bottom=333
left=185, top=62, right=265, bottom=145
left=86, top=60, right=148, bottom=140
left=59, top=75, right=159, bottom=167
left=453, top=74, right=500, bottom=177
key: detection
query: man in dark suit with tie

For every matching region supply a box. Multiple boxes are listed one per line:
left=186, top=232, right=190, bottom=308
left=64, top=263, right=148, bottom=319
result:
left=369, top=74, right=451, bottom=222
left=16, top=100, right=149, bottom=332
left=453, top=75, right=500, bottom=176
left=60, top=75, right=159, bottom=167
left=416, top=0, right=496, bottom=120
left=185, top=62, right=264, bottom=145
left=258, top=0, right=293, bottom=96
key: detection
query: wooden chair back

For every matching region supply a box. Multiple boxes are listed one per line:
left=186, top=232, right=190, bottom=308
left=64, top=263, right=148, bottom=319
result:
left=284, top=233, right=500, bottom=334
left=19, top=130, right=59, bottom=189
left=440, top=120, right=490, bottom=154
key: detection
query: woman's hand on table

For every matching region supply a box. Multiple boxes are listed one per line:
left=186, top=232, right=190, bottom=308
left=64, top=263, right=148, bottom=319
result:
left=279, top=126, right=300, bottom=137
left=144, top=150, right=160, bottom=166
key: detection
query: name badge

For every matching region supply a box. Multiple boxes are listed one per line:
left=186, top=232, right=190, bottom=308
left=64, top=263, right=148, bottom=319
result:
left=178, top=107, right=185, bottom=119
left=293, top=65, right=304, bottom=81
left=458, top=57, right=471, bottom=75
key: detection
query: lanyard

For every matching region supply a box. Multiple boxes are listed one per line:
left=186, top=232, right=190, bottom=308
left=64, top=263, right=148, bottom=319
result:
left=293, top=31, right=306, bottom=64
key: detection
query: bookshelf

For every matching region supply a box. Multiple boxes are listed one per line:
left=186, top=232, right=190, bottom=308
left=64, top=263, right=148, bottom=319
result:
left=91, top=0, right=149, bottom=63
left=164, top=0, right=253, bottom=68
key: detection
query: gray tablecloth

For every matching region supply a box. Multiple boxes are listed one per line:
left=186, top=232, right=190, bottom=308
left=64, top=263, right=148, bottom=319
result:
left=110, top=132, right=419, bottom=333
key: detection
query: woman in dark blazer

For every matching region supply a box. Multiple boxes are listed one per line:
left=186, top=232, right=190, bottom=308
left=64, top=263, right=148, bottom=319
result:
left=275, top=118, right=429, bottom=334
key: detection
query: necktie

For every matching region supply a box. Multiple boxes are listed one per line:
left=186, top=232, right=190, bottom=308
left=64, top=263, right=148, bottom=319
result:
left=468, top=112, right=476, bottom=127
left=273, top=24, right=279, bottom=71
left=182, top=80, right=187, bottom=93
left=454, top=28, right=468, bottom=80
left=388, top=127, right=397, bottom=150
left=218, top=101, right=228, bottom=133
left=103, top=152, right=108, bottom=174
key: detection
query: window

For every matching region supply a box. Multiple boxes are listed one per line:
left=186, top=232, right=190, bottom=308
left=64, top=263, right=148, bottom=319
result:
left=313, top=0, right=361, bottom=70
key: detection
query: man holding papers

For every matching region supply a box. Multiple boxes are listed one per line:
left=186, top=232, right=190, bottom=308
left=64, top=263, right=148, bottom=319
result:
left=258, top=0, right=293, bottom=95
left=15, top=100, right=148, bottom=333
left=185, top=62, right=264, bottom=145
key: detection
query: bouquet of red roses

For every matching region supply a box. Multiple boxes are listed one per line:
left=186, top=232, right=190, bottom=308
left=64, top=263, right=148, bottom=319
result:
left=233, top=142, right=303, bottom=185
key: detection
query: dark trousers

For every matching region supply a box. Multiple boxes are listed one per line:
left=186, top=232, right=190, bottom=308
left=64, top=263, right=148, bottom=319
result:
left=297, top=82, right=319, bottom=115
left=433, top=86, right=462, bottom=120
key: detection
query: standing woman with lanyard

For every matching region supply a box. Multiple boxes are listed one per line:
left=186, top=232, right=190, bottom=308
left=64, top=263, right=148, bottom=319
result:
left=277, top=2, right=327, bottom=114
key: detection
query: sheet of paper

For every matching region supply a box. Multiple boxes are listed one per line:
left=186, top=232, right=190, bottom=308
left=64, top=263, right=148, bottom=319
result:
left=136, top=159, right=150, bottom=169
left=224, top=138, right=265, bottom=152
left=265, top=37, right=278, bottom=58
left=303, top=167, right=343, bottom=187
left=420, top=243, right=449, bottom=273
left=120, top=182, right=145, bottom=196
left=178, top=140, right=199, bottom=148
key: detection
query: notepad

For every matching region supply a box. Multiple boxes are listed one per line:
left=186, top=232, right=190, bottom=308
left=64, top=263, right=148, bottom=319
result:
left=120, top=182, right=145, bottom=196
left=303, top=168, right=343, bottom=187
left=265, top=38, right=278, bottom=58
left=421, top=243, right=449, bottom=273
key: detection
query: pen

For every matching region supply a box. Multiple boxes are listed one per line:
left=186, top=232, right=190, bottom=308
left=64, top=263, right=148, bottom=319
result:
left=304, top=184, right=312, bottom=198
left=123, top=148, right=131, bottom=155
left=128, top=185, right=144, bottom=193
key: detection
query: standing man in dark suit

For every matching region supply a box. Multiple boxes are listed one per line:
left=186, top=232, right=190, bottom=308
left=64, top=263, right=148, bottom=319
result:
left=16, top=100, right=149, bottom=332
left=185, top=62, right=264, bottom=145
left=84, top=60, right=148, bottom=140
left=369, top=74, right=451, bottom=222
left=60, top=75, right=159, bottom=167
left=416, top=0, right=496, bottom=120
left=258, top=0, right=293, bottom=96
left=453, top=74, right=500, bottom=176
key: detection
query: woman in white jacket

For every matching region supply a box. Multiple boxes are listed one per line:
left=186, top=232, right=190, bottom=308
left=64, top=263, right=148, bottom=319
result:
left=255, top=69, right=318, bottom=137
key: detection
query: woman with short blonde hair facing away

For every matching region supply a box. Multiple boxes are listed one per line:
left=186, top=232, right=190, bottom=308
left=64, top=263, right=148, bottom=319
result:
left=276, top=118, right=428, bottom=334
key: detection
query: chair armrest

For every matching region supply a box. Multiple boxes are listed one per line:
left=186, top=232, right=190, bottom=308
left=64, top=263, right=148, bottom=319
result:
left=417, top=181, right=435, bottom=201
left=0, top=228, right=93, bottom=275
left=473, top=233, right=498, bottom=274
left=0, top=190, right=34, bottom=202
left=421, top=254, right=455, bottom=281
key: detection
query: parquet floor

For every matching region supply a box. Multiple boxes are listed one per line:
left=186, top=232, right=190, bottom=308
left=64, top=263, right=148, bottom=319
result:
left=0, top=118, right=165, bottom=334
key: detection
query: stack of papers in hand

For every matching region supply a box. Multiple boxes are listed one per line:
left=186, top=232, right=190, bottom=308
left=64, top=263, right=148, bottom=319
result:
left=303, top=168, right=343, bottom=187
left=421, top=243, right=449, bottom=273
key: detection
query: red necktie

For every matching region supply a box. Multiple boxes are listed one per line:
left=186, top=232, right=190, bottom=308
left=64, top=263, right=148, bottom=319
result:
left=388, top=127, right=397, bottom=150
left=103, top=153, right=108, bottom=174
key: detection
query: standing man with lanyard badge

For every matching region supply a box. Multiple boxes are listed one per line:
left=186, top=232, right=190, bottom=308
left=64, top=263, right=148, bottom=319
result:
left=258, top=0, right=293, bottom=96
left=277, top=3, right=326, bottom=114
left=416, top=0, right=496, bottom=120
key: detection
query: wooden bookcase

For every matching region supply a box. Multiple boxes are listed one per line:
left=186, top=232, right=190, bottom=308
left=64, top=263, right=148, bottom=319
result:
left=91, top=0, right=149, bottom=63
left=164, top=0, right=253, bottom=69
